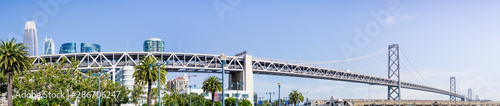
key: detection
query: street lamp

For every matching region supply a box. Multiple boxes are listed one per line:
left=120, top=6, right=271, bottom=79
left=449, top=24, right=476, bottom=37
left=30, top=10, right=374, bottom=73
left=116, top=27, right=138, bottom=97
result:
left=278, top=83, right=281, bottom=106
left=98, top=71, right=101, bottom=106
left=157, top=61, right=167, bottom=106
left=231, top=82, right=244, bottom=106
left=186, top=84, right=196, bottom=106
left=266, top=92, right=275, bottom=104
left=220, top=52, right=227, bottom=106
left=92, top=69, right=102, bottom=106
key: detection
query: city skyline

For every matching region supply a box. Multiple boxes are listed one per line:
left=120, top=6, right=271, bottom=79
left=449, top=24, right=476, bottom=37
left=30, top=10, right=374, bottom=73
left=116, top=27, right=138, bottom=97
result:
left=1, top=0, right=499, bottom=101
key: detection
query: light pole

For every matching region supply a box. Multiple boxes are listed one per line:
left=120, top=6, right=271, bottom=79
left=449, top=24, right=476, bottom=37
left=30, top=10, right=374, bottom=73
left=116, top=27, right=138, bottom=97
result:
left=232, top=82, right=244, bottom=106
left=186, top=84, right=196, bottom=106
left=266, top=92, right=274, bottom=105
left=221, top=52, right=227, bottom=106
left=157, top=61, right=167, bottom=106
left=92, top=69, right=102, bottom=106
left=278, top=83, right=281, bottom=106
left=98, top=71, right=101, bottom=106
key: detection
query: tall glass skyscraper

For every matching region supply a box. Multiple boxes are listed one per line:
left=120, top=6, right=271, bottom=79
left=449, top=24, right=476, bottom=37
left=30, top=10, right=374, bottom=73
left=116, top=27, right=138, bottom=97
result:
left=60, top=42, right=77, bottom=54
left=43, top=37, right=55, bottom=55
left=24, top=21, right=38, bottom=56
left=81, top=43, right=101, bottom=53
left=143, top=38, right=165, bottom=52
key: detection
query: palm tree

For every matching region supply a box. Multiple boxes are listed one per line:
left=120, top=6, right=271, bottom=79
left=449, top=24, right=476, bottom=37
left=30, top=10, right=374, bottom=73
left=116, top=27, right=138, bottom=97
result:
left=202, top=76, right=222, bottom=106
left=0, top=38, right=32, bottom=106
left=133, top=56, right=167, bottom=106
left=289, top=90, right=304, bottom=106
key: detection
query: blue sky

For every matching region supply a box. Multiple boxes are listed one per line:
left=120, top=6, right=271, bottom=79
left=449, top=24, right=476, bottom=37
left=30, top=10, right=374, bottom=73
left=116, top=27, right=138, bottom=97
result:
left=1, top=0, right=500, bottom=101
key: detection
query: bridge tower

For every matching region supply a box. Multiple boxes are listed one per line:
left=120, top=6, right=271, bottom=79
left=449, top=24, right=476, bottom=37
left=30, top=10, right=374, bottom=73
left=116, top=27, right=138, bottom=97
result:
left=468, top=89, right=472, bottom=101
left=450, top=77, right=457, bottom=101
left=387, top=44, right=401, bottom=101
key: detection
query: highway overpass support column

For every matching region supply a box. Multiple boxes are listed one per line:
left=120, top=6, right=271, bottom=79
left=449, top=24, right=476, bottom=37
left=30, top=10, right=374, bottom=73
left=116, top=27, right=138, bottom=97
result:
left=229, top=72, right=243, bottom=90
left=228, top=54, right=254, bottom=105
left=244, top=55, right=254, bottom=105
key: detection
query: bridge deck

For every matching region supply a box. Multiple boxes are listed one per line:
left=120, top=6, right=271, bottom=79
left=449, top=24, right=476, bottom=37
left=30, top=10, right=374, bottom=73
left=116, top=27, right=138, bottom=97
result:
left=29, top=52, right=465, bottom=99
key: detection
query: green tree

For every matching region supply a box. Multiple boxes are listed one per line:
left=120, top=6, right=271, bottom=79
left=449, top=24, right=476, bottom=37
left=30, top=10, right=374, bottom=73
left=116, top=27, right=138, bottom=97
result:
left=133, top=56, right=167, bottom=106
left=0, top=38, right=32, bottom=106
left=272, top=99, right=285, bottom=106
left=150, top=87, right=166, bottom=105
left=99, top=76, right=131, bottom=106
left=224, top=97, right=236, bottom=106
left=11, top=57, right=130, bottom=106
left=239, top=99, right=252, bottom=106
left=260, top=100, right=270, bottom=106
left=132, top=84, right=144, bottom=106
left=13, top=57, right=78, bottom=105
left=202, top=76, right=222, bottom=106
left=288, top=90, right=304, bottom=106
left=0, top=73, right=7, bottom=94
left=191, top=93, right=207, bottom=106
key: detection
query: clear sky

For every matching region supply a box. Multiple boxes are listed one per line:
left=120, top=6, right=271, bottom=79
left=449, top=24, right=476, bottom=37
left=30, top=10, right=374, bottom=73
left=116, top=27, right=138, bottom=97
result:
left=1, top=0, right=499, bottom=101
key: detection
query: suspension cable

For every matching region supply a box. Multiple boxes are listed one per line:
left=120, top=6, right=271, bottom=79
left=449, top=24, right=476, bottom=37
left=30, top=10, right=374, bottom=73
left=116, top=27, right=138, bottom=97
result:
left=400, top=48, right=434, bottom=87
left=401, top=63, right=425, bottom=85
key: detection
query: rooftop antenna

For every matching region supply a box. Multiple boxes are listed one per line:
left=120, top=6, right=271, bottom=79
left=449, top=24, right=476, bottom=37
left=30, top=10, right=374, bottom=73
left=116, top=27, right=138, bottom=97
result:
left=179, top=40, right=181, bottom=52
left=217, top=43, right=219, bottom=54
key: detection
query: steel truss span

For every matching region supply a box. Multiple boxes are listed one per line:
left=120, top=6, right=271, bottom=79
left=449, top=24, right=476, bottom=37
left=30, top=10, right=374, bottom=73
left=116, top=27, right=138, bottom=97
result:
left=30, top=52, right=465, bottom=99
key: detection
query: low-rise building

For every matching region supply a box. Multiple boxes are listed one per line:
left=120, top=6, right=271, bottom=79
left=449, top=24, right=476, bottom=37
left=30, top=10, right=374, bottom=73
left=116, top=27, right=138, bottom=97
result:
left=167, top=75, right=188, bottom=92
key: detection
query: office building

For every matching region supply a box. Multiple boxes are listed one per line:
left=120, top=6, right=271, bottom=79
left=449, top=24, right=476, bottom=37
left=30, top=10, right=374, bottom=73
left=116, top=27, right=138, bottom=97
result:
left=81, top=43, right=101, bottom=53
left=143, top=38, right=164, bottom=52
left=43, top=37, right=55, bottom=55
left=24, top=21, right=38, bottom=56
left=60, top=42, right=77, bottom=54
left=117, top=66, right=134, bottom=90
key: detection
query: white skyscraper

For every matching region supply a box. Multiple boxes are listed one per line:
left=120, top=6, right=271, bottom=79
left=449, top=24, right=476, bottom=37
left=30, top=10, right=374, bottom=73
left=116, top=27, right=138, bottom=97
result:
left=43, top=37, right=55, bottom=55
left=24, top=21, right=38, bottom=56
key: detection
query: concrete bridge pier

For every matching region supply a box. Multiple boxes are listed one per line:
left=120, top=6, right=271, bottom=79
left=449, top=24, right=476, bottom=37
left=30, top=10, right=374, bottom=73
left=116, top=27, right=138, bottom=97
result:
left=228, top=54, right=254, bottom=105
